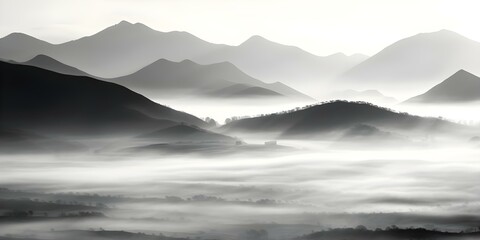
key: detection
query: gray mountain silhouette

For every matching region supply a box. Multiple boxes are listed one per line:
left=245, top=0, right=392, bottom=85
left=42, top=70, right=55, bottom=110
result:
left=109, top=58, right=313, bottom=100
left=0, top=21, right=225, bottom=77
left=339, top=30, right=480, bottom=97
left=22, top=54, right=90, bottom=76
left=194, top=35, right=367, bottom=95
left=0, top=32, right=52, bottom=61
left=0, top=21, right=366, bottom=95
left=404, top=70, right=480, bottom=103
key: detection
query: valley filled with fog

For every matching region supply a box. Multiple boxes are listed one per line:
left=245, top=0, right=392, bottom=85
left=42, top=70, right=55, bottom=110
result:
left=2, top=2, right=480, bottom=239
left=1, top=139, right=480, bottom=238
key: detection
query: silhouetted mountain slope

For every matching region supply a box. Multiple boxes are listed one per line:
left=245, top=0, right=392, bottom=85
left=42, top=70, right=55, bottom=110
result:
left=339, top=30, right=480, bottom=97
left=222, top=101, right=457, bottom=138
left=0, top=61, right=205, bottom=136
left=0, top=128, right=83, bottom=152
left=22, top=54, right=90, bottom=76
left=404, top=70, right=480, bottom=103
left=195, top=35, right=367, bottom=95
left=139, top=124, right=235, bottom=142
left=110, top=59, right=311, bottom=100
left=301, top=227, right=480, bottom=240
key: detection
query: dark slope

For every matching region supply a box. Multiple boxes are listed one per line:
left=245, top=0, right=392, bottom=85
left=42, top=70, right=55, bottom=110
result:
left=404, top=70, right=480, bottom=103
left=301, top=227, right=480, bottom=240
left=110, top=59, right=311, bottom=100
left=222, top=101, right=457, bottom=138
left=0, top=61, right=205, bottom=136
left=339, top=30, right=480, bottom=97
left=0, top=128, right=82, bottom=153
left=22, top=54, right=90, bottom=76
left=139, top=124, right=235, bottom=142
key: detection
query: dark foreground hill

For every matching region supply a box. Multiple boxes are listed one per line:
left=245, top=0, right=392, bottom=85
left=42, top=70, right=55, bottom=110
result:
left=0, top=61, right=205, bottom=136
left=222, top=101, right=461, bottom=139
left=300, top=227, right=480, bottom=240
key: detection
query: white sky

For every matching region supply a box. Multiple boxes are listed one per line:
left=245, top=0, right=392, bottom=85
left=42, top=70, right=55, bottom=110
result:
left=1, top=0, right=479, bottom=56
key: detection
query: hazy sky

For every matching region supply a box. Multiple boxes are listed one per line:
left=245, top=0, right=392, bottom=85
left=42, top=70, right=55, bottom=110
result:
left=1, top=0, right=479, bottom=56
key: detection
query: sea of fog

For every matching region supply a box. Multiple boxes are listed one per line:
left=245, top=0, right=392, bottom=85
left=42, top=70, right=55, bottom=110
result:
left=1, top=140, right=479, bottom=237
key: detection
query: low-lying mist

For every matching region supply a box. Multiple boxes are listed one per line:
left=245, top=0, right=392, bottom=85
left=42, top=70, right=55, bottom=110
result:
left=1, top=138, right=479, bottom=238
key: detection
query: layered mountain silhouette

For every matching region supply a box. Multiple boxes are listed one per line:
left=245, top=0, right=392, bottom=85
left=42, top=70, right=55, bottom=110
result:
left=21, top=54, right=90, bottom=76
left=221, top=101, right=459, bottom=139
left=404, top=70, right=480, bottom=103
left=109, top=59, right=313, bottom=100
left=339, top=30, right=480, bottom=97
left=0, top=21, right=225, bottom=78
left=0, top=21, right=365, bottom=96
left=194, top=35, right=367, bottom=95
left=0, top=33, right=51, bottom=61
left=0, top=61, right=206, bottom=136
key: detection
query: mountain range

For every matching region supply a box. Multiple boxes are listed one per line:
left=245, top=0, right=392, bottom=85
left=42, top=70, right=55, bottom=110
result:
left=0, top=20, right=366, bottom=97
left=109, top=58, right=313, bottom=100
left=404, top=69, right=480, bottom=103
left=193, top=35, right=367, bottom=94
left=12, top=54, right=312, bottom=100
left=338, top=30, right=480, bottom=98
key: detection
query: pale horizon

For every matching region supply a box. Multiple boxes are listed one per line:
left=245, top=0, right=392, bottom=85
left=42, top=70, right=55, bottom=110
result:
left=1, top=0, right=480, bottom=56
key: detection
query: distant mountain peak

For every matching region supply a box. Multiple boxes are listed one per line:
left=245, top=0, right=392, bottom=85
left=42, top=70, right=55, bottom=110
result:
left=23, top=54, right=89, bottom=76
left=404, top=69, right=480, bottom=103
left=179, top=59, right=196, bottom=64
left=241, top=35, right=275, bottom=46
left=28, top=54, right=57, bottom=61
left=452, top=69, right=471, bottom=75
left=4, top=32, right=30, bottom=38
left=106, top=20, right=152, bottom=32
left=443, top=69, right=479, bottom=83
left=118, top=20, right=133, bottom=25
left=416, top=29, right=468, bottom=40
left=25, top=54, right=64, bottom=66
left=2, top=32, right=48, bottom=43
